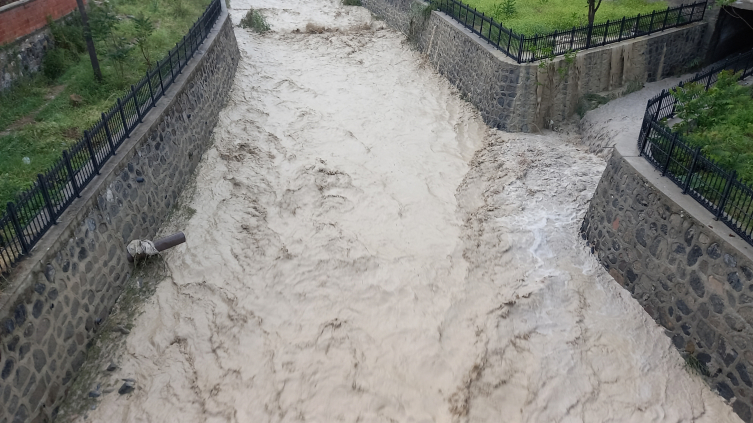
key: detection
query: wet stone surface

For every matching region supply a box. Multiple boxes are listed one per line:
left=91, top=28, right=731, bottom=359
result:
left=583, top=151, right=753, bottom=422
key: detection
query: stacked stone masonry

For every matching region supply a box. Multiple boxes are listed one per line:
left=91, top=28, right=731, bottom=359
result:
left=0, top=13, right=239, bottom=423
left=582, top=151, right=753, bottom=423
left=362, top=0, right=705, bottom=131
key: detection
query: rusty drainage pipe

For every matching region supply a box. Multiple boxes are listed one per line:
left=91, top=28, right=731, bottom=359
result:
left=127, top=232, right=186, bottom=263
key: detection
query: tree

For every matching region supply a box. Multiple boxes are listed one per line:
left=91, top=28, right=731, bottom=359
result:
left=75, top=0, right=102, bottom=81
left=587, top=0, right=603, bottom=26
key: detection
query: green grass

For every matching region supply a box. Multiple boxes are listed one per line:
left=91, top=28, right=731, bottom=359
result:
left=461, top=0, right=669, bottom=35
left=0, top=0, right=211, bottom=211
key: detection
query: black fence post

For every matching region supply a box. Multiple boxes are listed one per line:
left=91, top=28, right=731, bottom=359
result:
left=661, top=133, right=677, bottom=176
left=689, top=3, right=696, bottom=22
left=683, top=146, right=702, bottom=194
left=517, top=36, right=524, bottom=63
left=635, top=13, right=642, bottom=36
left=37, top=174, right=56, bottom=224
left=117, top=98, right=130, bottom=138
left=175, top=43, right=181, bottom=76
left=102, top=113, right=116, bottom=155
left=84, top=130, right=100, bottom=175
left=132, top=85, right=143, bottom=123
left=699, top=1, right=706, bottom=20
left=6, top=203, right=29, bottom=255
left=661, top=6, right=670, bottom=30
left=618, top=17, right=626, bottom=41
left=716, top=170, right=737, bottom=220
left=480, top=12, right=484, bottom=38
left=148, top=73, right=156, bottom=108
left=569, top=27, right=575, bottom=50
left=585, top=23, right=593, bottom=49
left=62, top=150, right=80, bottom=198
left=169, top=49, right=175, bottom=83
left=654, top=91, right=665, bottom=120
left=638, top=110, right=651, bottom=155
left=648, top=10, right=655, bottom=33
left=602, top=20, right=609, bottom=45
left=158, top=62, right=165, bottom=95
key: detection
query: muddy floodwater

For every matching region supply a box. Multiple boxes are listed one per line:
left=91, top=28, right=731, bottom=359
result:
left=80, top=1, right=743, bottom=422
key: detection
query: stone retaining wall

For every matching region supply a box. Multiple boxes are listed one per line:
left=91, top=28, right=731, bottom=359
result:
left=361, top=0, right=706, bottom=131
left=0, top=29, right=52, bottom=91
left=0, top=10, right=238, bottom=423
left=582, top=150, right=753, bottom=422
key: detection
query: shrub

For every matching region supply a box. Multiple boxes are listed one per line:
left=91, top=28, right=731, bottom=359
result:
left=239, top=9, right=270, bottom=33
left=48, top=15, right=86, bottom=55
left=672, top=71, right=753, bottom=183
left=343, top=0, right=362, bottom=5
left=42, top=48, right=69, bottom=80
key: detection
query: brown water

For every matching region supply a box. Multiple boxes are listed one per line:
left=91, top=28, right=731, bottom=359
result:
left=81, top=1, right=742, bottom=422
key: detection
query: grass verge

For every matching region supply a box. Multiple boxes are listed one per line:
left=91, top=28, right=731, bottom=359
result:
left=0, top=0, right=211, bottom=211
left=460, top=0, right=669, bottom=36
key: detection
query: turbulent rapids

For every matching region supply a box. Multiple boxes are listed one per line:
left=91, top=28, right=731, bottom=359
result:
left=77, top=1, right=742, bottom=421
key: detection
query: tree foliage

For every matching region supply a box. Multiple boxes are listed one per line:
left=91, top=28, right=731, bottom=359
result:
left=672, top=71, right=753, bottom=183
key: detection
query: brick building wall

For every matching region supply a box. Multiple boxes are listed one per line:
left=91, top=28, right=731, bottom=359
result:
left=0, top=0, right=82, bottom=45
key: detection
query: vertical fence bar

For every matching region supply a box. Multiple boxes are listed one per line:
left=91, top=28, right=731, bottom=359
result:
left=480, top=12, right=484, bottom=38
left=37, top=174, right=56, bottom=224
left=661, top=6, right=670, bottom=30
left=661, top=133, right=677, bottom=176
left=716, top=171, right=737, bottom=220
left=118, top=98, right=130, bottom=138
left=62, top=150, right=80, bottom=198
left=689, top=3, right=696, bottom=22
left=654, top=91, right=665, bottom=120
left=84, top=130, right=100, bottom=174
left=602, top=20, right=609, bottom=45
left=617, top=17, right=626, bottom=41
left=158, top=61, right=165, bottom=96
left=683, top=147, right=702, bottom=194
left=585, top=23, right=593, bottom=49
left=102, top=113, right=116, bottom=155
left=148, top=74, right=156, bottom=108
left=6, top=203, right=29, bottom=254
left=648, top=10, right=655, bottom=33
left=169, top=49, right=175, bottom=83
left=132, top=85, right=143, bottom=123
left=517, top=36, right=524, bottom=63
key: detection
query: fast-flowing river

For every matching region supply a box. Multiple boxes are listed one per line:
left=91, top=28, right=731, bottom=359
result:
left=81, top=1, right=742, bottom=421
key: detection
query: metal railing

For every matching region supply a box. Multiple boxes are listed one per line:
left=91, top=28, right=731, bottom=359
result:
left=637, top=49, right=753, bottom=245
left=0, top=0, right=223, bottom=276
left=431, top=0, right=707, bottom=63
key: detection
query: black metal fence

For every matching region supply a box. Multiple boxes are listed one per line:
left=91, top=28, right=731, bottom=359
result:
left=431, top=0, right=707, bottom=63
left=0, top=0, right=222, bottom=276
left=637, top=49, right=753, bottom=245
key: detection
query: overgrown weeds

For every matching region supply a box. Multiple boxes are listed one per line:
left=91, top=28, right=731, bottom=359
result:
left=407, top=2, right=434, bottom=47
left=684, top=353, right=711, bottom=377
left=576, top=93, right=610, bottom=118
left=342, top=0, right=362, bottom=5
left=239, top=9, right=271, bottom=33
